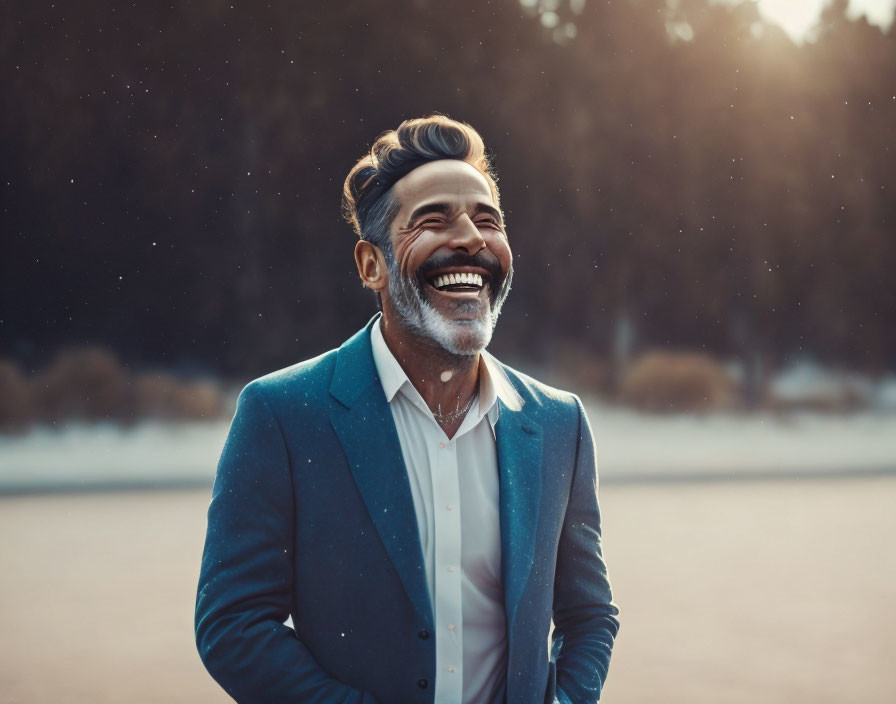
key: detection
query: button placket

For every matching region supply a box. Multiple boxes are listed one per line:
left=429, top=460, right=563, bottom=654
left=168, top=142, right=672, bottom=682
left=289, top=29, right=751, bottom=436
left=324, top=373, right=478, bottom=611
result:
left=432, top=432, right=463, bottom=701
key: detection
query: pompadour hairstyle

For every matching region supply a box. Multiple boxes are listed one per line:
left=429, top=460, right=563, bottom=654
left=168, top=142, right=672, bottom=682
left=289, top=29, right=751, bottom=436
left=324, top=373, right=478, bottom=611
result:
left=341, top=115, right=500, bottom=257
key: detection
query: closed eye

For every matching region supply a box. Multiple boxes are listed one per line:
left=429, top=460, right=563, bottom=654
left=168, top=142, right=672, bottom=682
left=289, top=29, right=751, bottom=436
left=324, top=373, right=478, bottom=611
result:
left=475, top=217, right=503, bottom=229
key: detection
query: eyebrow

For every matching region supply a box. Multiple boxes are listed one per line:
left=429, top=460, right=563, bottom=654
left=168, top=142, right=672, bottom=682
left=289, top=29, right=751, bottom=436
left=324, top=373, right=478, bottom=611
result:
left=406, top=203, right=451, bottom=227
left=406, top=202, right=504, bottom=227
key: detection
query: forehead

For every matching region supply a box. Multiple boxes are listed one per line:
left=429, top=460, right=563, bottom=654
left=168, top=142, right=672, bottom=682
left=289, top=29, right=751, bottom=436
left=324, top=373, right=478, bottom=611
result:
left=393, top=159, right=496, bottom=211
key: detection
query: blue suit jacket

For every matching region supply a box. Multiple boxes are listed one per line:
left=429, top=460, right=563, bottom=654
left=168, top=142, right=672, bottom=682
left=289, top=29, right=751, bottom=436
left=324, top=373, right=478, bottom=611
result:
left=195, top=319, right=619, bottom=703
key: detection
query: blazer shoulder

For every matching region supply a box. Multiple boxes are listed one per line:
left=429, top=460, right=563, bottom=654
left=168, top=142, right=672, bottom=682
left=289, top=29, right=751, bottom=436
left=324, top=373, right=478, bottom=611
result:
left=238, top=347, right=339, bottom=411
left=497, top=360, right=584, bottom=416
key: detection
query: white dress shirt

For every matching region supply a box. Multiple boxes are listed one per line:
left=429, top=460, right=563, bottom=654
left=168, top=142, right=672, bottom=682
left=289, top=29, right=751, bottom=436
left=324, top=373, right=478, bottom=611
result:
left=370, top=319, right=511, bottom=704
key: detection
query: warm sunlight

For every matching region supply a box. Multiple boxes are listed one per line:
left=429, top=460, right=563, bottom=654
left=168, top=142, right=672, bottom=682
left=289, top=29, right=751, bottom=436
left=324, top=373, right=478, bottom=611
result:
left=756, top=0, right=824, bottom=40
left=753, top=0, right=895, bottom=42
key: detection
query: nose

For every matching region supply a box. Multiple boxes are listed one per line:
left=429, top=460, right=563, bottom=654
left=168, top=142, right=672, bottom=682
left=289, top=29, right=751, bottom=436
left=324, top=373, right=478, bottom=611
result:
left=449, top=213, right=486, bottom=254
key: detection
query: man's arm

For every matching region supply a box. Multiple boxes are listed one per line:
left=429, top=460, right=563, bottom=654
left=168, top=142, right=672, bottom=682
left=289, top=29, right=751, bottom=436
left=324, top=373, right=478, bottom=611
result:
left=195, top=383, right=377, bottom=704
left=551, top=396, right=620, bottom=703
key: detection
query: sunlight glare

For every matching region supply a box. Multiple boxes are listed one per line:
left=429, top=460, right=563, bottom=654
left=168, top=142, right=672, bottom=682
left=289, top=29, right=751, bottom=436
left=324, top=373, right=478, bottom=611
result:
left=847, top=0, right=896, bottom=27
left=749, top=0, right=896, bottom=42
left=756, top=0, right=822, bottom=41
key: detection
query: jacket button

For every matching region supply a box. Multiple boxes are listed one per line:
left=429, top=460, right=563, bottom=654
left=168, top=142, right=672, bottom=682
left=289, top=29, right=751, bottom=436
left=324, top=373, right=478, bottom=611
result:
left=417, top=630, right=430, bottom=640
left=417, top=678, right=428, bottom=689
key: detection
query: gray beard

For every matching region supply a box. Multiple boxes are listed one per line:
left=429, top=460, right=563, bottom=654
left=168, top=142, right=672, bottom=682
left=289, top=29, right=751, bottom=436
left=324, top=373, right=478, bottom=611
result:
left=386, top=260, right=512, bottom=357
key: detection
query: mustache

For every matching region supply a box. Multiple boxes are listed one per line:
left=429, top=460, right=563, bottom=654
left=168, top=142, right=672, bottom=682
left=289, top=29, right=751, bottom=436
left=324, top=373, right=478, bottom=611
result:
left=415, top=251, right=506, bottom=288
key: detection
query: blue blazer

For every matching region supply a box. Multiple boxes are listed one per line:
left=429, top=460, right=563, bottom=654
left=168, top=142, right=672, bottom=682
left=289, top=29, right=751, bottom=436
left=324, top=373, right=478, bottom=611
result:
left=195, top=319, right=619, bottom=703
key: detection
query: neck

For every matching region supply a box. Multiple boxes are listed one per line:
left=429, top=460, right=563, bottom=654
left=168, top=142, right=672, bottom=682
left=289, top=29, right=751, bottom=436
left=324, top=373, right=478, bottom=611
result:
left=380, top=313, right=481, bottom=438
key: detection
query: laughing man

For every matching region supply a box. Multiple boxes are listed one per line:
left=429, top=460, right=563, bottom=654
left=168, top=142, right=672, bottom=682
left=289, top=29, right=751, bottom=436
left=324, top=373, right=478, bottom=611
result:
left=196, top=115, right=619, bottom=703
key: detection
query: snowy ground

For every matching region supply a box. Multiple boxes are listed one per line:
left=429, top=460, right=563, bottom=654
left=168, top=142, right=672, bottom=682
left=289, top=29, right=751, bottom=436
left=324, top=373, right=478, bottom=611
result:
left=0, top=421, right=232, bottom=492
left=587, top=401, right=896, bottom=482
left=1, top=401, right=894, bottom=492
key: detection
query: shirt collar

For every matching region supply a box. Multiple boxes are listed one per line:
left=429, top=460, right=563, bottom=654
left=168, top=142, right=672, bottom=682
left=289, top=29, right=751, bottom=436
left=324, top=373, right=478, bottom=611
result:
left=370, top=315, right=408, bottom=404
left=370, top=316, right=516, bottom=432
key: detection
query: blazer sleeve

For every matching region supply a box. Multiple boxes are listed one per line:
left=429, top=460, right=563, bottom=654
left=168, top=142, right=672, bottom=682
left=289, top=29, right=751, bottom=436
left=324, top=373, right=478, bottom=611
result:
left=195, top=383, right=378, bottom=704
left=551, top=396, right=620, bottom=703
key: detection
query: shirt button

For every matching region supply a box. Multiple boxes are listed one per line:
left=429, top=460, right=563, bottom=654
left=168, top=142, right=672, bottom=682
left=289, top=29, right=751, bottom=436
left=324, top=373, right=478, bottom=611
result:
left=448, top=665, right=456, bottom=673
left=446, top=565, right=455, bottom=573
left=417, top=630, right=429, bottom=640
left=417, top=678, right=428, bottom=689
left=448, top=623, right=455, bottom=630
left=446, top=503, right=453, bottom=510
left=439, top=442, right=446, bottom=448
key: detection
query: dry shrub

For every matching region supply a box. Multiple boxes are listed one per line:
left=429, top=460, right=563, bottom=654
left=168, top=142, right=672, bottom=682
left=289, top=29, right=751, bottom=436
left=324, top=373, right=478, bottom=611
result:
left=177, top=380, right=226, bottom=419
left=0, top=359, right=33, bottom=431
left=620, top=350, right=739, bottom=413
left=33, top=347, right=130, bottom=422
left=1, top=345, right=228, bottom=429
left=133, top=373, right=225, bottom=420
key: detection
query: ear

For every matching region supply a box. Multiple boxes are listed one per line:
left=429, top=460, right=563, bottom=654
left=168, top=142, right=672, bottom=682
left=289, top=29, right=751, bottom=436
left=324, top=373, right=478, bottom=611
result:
left=354, top=240, right=389, bottom=292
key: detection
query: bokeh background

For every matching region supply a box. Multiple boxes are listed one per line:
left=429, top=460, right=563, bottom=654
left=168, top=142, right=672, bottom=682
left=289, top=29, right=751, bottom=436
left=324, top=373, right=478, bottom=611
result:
left=2, top=1, right=895, bottom=702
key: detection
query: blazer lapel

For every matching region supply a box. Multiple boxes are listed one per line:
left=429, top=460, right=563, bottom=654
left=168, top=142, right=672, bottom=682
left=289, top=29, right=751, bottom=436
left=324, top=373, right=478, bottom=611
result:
left=329, top=321, right=433, bottom=629
left=495, top=400, right=543, bottom=632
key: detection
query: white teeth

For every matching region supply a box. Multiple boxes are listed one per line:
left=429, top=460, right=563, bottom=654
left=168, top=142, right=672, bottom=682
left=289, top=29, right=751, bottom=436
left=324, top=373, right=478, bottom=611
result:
left=432, top=272, right=485, bottom=290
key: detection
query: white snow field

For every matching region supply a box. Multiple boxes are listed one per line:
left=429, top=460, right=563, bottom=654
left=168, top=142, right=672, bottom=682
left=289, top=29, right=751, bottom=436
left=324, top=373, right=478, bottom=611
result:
left=587, top=401, right=896, bottom=481
left=1, top=401, right=894, bottom=491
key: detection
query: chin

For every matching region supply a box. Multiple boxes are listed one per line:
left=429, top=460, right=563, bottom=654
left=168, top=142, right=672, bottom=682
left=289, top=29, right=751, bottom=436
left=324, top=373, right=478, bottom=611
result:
left=419, top=305, right=494, bottom=357
left=387, top=257, right=516, bottom=357
left=388, top=274, right=495, bottom=357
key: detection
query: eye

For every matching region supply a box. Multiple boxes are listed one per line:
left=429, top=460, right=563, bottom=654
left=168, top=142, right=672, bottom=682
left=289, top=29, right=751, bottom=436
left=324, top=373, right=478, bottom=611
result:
left=418, top=218, right=445, bottom=228
left=475, top=217, right=502, bottom=230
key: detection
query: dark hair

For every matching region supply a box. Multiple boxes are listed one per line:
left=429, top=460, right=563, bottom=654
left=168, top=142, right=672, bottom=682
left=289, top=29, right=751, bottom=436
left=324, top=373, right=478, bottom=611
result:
left=342, top=115, right=500, bottom=256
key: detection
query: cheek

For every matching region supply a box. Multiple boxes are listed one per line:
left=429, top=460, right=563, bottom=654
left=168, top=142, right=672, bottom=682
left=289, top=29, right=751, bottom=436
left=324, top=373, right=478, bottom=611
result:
left=394, top=228, right=442, bottom=274
left=392, top=228, right=425, bottom=274
left=488, top=233, right=513, bottom=274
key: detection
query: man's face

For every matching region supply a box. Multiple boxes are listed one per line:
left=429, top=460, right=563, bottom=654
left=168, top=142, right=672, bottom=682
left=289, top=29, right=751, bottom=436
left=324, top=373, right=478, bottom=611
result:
left=383, top=159, right=513, bottom=356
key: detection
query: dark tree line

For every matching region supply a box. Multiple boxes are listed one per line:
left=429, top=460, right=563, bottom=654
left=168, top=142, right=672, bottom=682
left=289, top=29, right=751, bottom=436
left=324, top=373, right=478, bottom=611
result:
left=2, top=0, right=894, bottom=382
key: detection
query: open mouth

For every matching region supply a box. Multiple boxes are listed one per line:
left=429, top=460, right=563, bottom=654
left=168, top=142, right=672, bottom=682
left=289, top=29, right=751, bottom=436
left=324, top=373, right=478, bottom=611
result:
left=428, top=271, right=486, bottom=294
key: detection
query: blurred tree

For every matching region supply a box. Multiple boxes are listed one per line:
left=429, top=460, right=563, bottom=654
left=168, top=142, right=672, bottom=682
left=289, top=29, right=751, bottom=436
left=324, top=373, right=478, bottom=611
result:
left=1, top=0, right=893, bottom=381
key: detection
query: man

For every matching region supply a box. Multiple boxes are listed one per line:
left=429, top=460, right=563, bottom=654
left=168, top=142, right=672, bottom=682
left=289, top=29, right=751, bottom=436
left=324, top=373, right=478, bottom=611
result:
left=195, top=115, right=619, bottom=703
